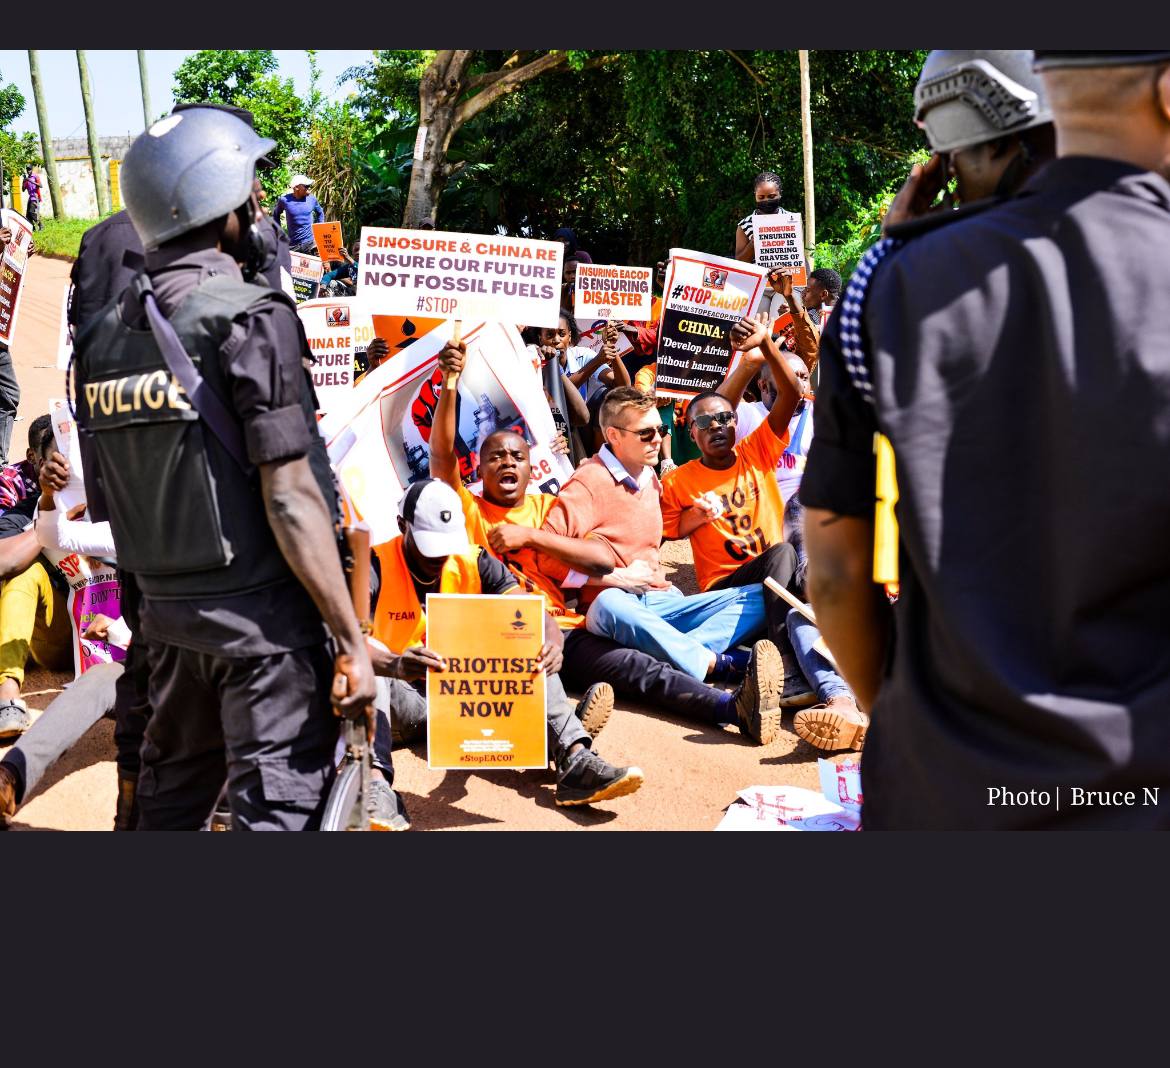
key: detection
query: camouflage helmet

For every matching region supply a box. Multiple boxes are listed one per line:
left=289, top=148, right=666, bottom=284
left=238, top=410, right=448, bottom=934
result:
left=120, top=108, right=276, bottom=251
left=914, top=50, right=1053, bottom=154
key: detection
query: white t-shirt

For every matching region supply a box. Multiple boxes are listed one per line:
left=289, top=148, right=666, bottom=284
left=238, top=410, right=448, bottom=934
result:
left=734, top=400, right=814, bottom=503
left=563, top=344, right=609, bottom=402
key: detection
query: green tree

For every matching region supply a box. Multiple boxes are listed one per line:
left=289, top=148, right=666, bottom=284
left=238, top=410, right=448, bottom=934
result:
left=0, top=69, right=36, bottom=199
left=345, top=49, right=929, bottom=272
left=172, top=49, right=309, bottom=197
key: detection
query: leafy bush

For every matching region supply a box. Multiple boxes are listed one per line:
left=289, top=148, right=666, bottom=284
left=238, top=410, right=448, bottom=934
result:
left=34, top=216, right=103, bottom=260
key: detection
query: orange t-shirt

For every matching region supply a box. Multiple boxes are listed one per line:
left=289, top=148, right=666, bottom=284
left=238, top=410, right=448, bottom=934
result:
left=661, top=419, right=789, bottom=591
left=456, top=483, right=585, bottom=629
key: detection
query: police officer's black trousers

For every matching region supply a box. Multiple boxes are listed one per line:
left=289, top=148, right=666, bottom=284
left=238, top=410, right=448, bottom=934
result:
left=136, top=640, right=338, bottom=831
left=709, top=541, right=800, bottom=652
left=113, top=639, right=152, bottom=778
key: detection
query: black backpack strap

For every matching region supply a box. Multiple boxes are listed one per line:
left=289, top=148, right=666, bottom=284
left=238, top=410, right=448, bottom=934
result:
left=132, top=273, right=253, bottom=476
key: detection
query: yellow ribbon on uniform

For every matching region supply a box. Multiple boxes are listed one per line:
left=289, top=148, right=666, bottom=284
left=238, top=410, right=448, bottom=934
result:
left=873, top=432, right=899, bottom=585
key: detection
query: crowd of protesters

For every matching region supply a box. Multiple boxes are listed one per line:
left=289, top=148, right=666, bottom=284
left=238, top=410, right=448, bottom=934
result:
left=0, top=168, right=855, bottom=830
left=6, top=46, right=1152, bottom=831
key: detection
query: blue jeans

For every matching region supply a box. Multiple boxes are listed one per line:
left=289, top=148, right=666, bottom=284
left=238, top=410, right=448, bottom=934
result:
left=786, top=608, right=852, bottom=703
left=586, top=585, right=767, bottom=680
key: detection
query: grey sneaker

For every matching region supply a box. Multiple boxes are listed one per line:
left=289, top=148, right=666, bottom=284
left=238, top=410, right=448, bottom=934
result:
left=368, top=778, right=411, bottom=831
left=555, top=747, right=643, bottom=806
left=732, top=640, right=783, bottom=745
left=0, top=699, right=30, bottom=741
left=575, top=683, right=614, bottom=741
left=778, top=642, right=817, bottom=707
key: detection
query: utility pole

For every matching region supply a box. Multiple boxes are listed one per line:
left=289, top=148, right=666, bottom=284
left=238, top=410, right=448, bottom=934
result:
left=137, top=50, right=153, bottom=129
left=798, top=49, right=816, bottom=265
left=28, top=50, right=63, bottom=219
left=77, top=50, right=111, bottom=216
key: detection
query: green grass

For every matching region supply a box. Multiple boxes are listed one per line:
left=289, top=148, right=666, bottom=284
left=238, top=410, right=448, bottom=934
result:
left=34, top=216, right=107, bottom=260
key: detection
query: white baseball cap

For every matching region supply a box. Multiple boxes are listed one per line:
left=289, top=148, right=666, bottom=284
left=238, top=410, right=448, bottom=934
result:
left=290, top=174, right=313, bottom=188
left=398, top=479, right=472, bottom=559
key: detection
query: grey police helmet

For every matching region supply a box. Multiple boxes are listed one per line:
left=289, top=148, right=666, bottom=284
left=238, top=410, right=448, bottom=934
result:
left=120, top=108, right=277, bottom=251
left=914, top=50, right=1053, bottom=154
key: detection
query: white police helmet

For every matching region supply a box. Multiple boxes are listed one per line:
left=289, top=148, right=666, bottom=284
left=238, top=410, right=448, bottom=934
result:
left=914, top=50, right=1053, bottom=154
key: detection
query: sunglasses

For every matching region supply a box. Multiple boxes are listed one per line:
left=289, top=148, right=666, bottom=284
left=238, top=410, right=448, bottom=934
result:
left=692, top=410, right=737, bottom=431
left=614, top=424, right=669, bottom=443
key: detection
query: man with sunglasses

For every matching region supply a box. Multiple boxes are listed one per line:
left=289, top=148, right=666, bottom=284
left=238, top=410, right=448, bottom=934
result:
left=660, top=316, right=809, bottom=658
left=538, top=386, right=785, bottom=744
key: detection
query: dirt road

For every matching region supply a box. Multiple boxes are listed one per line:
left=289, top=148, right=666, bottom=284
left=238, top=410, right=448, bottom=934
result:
left=4, top=254, right=837, bottom=831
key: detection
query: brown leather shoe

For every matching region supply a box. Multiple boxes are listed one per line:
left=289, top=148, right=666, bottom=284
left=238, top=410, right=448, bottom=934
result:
left=794, top=698, right=869, bottom=752
left=0, top=762, right=18, bottom=828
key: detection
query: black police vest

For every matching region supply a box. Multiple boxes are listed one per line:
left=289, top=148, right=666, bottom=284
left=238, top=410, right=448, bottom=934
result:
left=74, top=273, right=326, bottom=600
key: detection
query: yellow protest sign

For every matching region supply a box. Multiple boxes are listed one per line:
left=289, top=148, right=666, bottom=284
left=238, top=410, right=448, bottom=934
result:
left=313, top=221, right=345, bottom=261
left=425, top=594, right=547, bottom=770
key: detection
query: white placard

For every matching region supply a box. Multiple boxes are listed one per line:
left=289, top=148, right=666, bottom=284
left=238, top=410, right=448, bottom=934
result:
left=356, top=227, right=563, bottom=329
left=572, top=263, right=653, bottom=321
left=752, top=211, right=807, bottom=283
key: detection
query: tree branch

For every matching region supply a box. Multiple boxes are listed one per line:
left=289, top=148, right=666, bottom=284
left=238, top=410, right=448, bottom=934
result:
left=724, top=50, right=766, bottom=87
left=452, top=51, right=568, bottom=131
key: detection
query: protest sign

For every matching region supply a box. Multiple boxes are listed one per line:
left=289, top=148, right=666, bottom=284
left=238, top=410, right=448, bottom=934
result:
left=372, top=313, right=447, bottom=357
left=818, top=757, right=863, bottom=811
left=575, top=318, right=633, bottom=360
left=0, top=209, right=34, bottom=345
left=47, top=398, right=125, bottom=678
left=572, top=263, right=653, bottom=322
left=425, top=594, right=547, bottom=770
left=653, top=249, right=767, bottom=401
left=290, top=251, right=324, bottom=303
left=296, top=297, right=357, bottom=416
left=752, top=211, right=808, bottom=285
left=49, top=399, right=87, bottom=513
left=312, top=221, right=345, bottom=261
left=715, top=784, right=860, bottom=831
left=356, top=227, right=563, bottom=328
left=57, top=284, right=74, bottom=371
left=321, top=319, right=572, bottom=544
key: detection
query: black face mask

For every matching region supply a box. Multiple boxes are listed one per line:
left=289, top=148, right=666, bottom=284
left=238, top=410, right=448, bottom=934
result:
left=755, top=197, right=782, bottom=214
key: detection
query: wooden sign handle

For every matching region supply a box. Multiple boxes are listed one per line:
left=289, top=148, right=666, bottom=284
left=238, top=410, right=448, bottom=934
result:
left=444, top=319, right=462, bottom=390
left=763, top=576, right=838, bottom=669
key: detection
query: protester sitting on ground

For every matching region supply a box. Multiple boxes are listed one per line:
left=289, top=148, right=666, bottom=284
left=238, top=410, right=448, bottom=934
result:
left=734, top=170, right=789, bottom=263
left=797, top=267, right=842, bottom=329
left=718, top=336, right=815, bottom=588
left=786, top=607, right=867, bottom=752
left=0, top=415, right=50, bottom=511
left=0, top=443, right=132, bottom=823
left=272, top=174, right=324, bottom=253
left=541, top=313, right=631, bottom=452
left=321, top=243, right=358, bottom=294
left=659, top=315, right=815, bottom=700
left=533, top=386, right=784, bottom=743
left=0, top=424, right=75, bottom=740
left=367, top=478, right=644, bottom=807
left=432, top=341, right=784, bottom=744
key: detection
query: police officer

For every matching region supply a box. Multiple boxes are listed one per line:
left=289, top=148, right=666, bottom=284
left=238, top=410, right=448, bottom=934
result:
left=69, top=103, right=297, bottom=831
left=883, top=49, right=1056, bottom=233
left=73, top=108, right=375, bottom=831
left=799, top=50, right=1170, bottom=829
